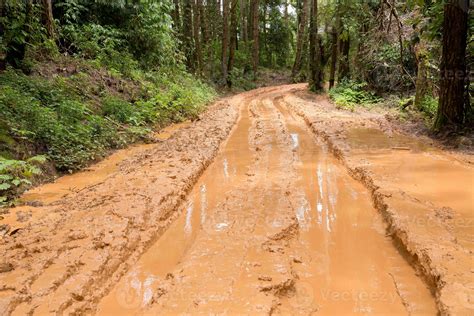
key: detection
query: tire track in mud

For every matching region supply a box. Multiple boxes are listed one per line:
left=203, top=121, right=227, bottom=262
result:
left=128, top=91, right=310, bottom=314
left=279, top=90, right=473, bottom=315
left=95, top=88, right=436, bottom=315
left=0, top=91, right=252, bottom=315
left=1, top=85, right=441, bottom=315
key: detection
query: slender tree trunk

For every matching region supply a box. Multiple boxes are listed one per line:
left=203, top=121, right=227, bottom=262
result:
left=434, top=0, right=469, bottom=130
left=262, top=4, right=269, bottom=66
left=383, top=0, right=404, bottom=72
left=328, top=28, right=338, bottom=89
left=193, top=0, right=203, bottom=75
left=292, top=0, right=308, bottom=80
left=241, top=0, right=249, bottom=43
left=248, top=0, right=254, bottom=43
left=198, top=0, right=209, bottom=43
left=227, top=0, right=239, bottom=87
left=0, top=0, right=5, bottom=71
left=414, top=41, right=430, bottom=110
left=251, top=0, right=260, bottom=79
left=42, top=0, right=55, bottom=38
left=172, top=0, right=181, bottom=32
left=183, top=0, right=195, bottom=71
left=328, top=2, right=340, bottom=89
left=221, top=0, right=230, bottom=84
left=309, top=0, right=322, bottom=91
left=338, top=33, right=350, bottom=82
left=245, top=0, right=254, bottom=74
left=198, top=0, right=210, bottom=75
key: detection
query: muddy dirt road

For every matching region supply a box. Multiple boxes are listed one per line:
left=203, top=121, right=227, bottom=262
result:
left=1, top=85, right=472, bottom=315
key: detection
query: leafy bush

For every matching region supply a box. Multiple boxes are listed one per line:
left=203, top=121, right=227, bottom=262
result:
left=0, top=70, right=132, bottom=171
left=419, top=96, right=438, bottom=118
left=329, top=80, right=381, bottom=110
left=0, top=155, right=46, bottom=205
left=102, top=97, right=139, bottom=124
left=228, top=67, right=257, bottom=91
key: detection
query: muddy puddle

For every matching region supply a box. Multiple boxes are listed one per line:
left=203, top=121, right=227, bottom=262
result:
left=273, top=99, right=437, bottom=314
left=96, top=102, right=254, bottom=314
left=345, top=128, right=430, bottom=152
left=96, top=93, right=437, bottom=314
left=0, top=122, right=190, bottom=233
left=346, top=127, right=474, bottom=252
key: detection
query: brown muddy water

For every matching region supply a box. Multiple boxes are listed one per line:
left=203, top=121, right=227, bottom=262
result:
left=95, top=92, right=436, bottom=314
left=346, top=128, right=474, bottom=252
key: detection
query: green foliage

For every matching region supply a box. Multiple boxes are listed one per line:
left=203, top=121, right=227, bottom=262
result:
left=263, top=5, right=294, bottom=68
left=139, top=72, right=216, bottom=123
left=329, top=81, right=381, bottom=110
left=125, top=2, right=181, bottom=69
left=0, top=68, right=215, bottom=176
left=0, top=155, right=46, bottom=206
left=102, top=97, right=140, bottom=125
left=418, top=95, right=438, bottom=118
left=0, top=0, right=214, bottom=187
left=58, top=0, right=179, bottom=73
left=228, top=67, right=257, bottom=91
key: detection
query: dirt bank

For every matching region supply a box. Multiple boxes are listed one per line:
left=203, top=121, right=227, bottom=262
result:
left=283, top=88, right=473, bottom=315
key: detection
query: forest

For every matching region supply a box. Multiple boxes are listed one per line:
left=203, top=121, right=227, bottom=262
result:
left=0, top=0, right=471, bottom=203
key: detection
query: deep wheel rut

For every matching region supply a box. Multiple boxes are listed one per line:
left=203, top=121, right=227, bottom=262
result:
left=97, top=88, right=436, bottom=315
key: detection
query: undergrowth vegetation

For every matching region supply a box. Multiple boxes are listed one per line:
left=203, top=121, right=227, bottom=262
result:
left=0, top=67, right=214, bottom=205
left=0, top=1, right=216, bottom=205
left=329, top=81, right=381, bottom=111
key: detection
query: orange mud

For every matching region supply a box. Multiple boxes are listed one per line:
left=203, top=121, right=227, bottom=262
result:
left=284, top=90, right=474, bottom=315
left=0, top=85, right=471, bottom=315
left=97, top=89, right=435, bottom=315
left=0, top=122, right=190, bottom=233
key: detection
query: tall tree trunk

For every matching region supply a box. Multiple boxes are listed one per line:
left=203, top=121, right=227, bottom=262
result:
left=292, top=0, right=308, bottom=80
left=262, top=3, right=269, bottom=66
left=251, top=0, right=260, bottom=79
left=0, top=0, right=5, bottom=71
left=434, top=0, right=469, bottom=130
left=309, top=0, right=322, bottom=91
left=248, top=0, right=254, bottom=43
left=172, top=0, right=181, bottom=32
left=329, top=3, right=340, bottom=89
left=183, top=0, right=195, bottom=71
left=227, top=0, right=239, bottom=87
left=198, top=0, right=209, bottom=76
left=241, top=0, right=248, bottom=43
left=414, top=41, right=430, bottom=110
left=198, top=0, right=209, bottom=44
left=328, top=27, right=338, bottom=89
left=193, top=0, right=203, bottom=75
left=221, top=0, right=230, bottom=84
left=42, top=0, right=55, bottom=38
left=338, top=33, right=350, bottom=82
